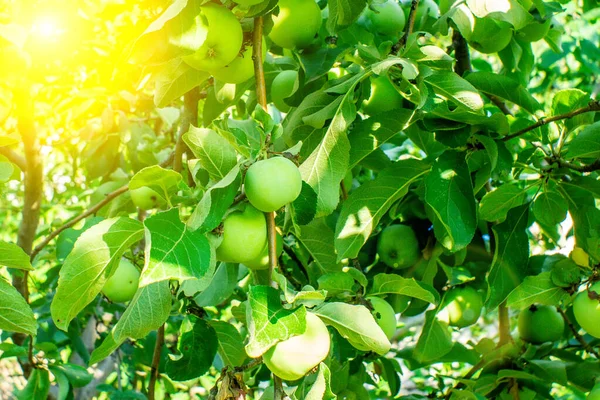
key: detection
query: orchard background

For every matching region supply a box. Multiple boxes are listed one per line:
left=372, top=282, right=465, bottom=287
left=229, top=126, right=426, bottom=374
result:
left=1, top=0, right=600, bottom=399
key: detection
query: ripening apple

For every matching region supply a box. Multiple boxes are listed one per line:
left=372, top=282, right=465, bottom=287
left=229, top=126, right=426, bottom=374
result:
left=130, top=186, right=166, bottom=210
left=269, top=0, right=322, bottom=49
left=412, top=0, right=440, bottom=33
left=216, top=205, right=268, bottom=263
left=516, top=18, right=551, bottom=42
left=244, top=156, right=302, bottom=212
left=438, top=286, right=483, bottom=328
left=243, top=233, right=284, bottom=270
left=210, top=39, right=267, bottom=84
left=362, top=75, right=404, bottom=115
left=588, top=384, right=600, bottom=400
left=364, top=0, right=406, bottom=37
left=183, top=4, right=243, bottom=71
left=262, top=312, right=330, bottom=381
left=571, top=247, right=590, bottom=268
left=102, top=259, right=140, bottom=303
left=271, top=70, right=298, bottom=112
left=518, top=305, right=564, bottom=344
left=573, top=281, right=600, bottom=338
left=376, top=224, right=420, bottom=269
left=367, top=296, right=397, bottom=339
left=468, top=17, right=513, bottom=54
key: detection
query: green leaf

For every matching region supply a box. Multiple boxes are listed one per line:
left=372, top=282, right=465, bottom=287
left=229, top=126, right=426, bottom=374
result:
left=245, top=285, right=307, bottom=358
left=369, top=273, right=439, bottom=304
left=0, top=158, right=14, bottom=182
left=571, top=206, right=600, bottom=264
left=0, top=241, right=32, bottom=270
left=49, top=364, right=93, bottom=388
left=335, top=159, right=430, bottom=261
left=567, top=121, right=600, bottom=159
left=154, top=59, right=209, bottom=108
left=327, top=0, right=365, bottom=31
left=295, top=363, right=336, bottom=400
left=313, top=302, right=391, bottom=355
left=425, top=151, right=477, bottom=252
left=51, top=217, right=144, bottom=331
left=486, top=204, right=530, bottom=310
left=527, top=360, right=568, bottom=386
left=424, top=71, right=484, bottom=113
left=479, top=183, right=528, bottom=222
left=17, top=368, right=50, bottom=400
left=56, top=217, right=104, bottom=262
left=298, top=218, right=341, bottom=274
left=129, top=165, right=182, bottom=201
left=465, top=72, right=540, bottom=113
left=0, top=277, right=36, bottom=336
left=532, top=190, right=568, bottom=226
left=193, top=263, right=239, bottom=307
left=184, top=126, right=238, bottom=181
left=140, top=209, right=214, bottom=287
left=506, top=272, right=570, bottom=310
left=317, top=272, right=356, bottom=297
left=210, top=320, right=247, bottom=367
left=291, top=181, right=318, bottom=227
left=414, top=310, right=453, bottom=363
left=166, top=317, right=218, bottom=381
left=552, top=89, right=593, bottom=133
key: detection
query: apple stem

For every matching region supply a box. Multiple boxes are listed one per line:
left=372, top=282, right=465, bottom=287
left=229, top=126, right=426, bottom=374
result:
left=498, top=301, right=512, bottom=347
left=148, top=324, right=165, bottom=400
left=392, top=0, right=419, bottom=53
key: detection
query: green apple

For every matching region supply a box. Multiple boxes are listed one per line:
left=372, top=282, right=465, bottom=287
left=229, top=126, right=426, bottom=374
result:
left=210, top=38, right=267, bottom=84
left=102, top=259, right=140, bottom=303
left=130, top=186, right=166, bottom=210
left=364, top=0, right=406, bottom=37
left=412, top=0, right=440, bottom=33
left=244, top=156, right=302, bottom=212
left=367, top=296, right=397, bottom=339
left=361, top=75, right=404, bottom=115
left=438, top=286, right=483, bottom=328
left=269, top=0, right=322, bottom=49
left=263, top=312, right=330, bottom=381
left=516, top=18, right=551, bottom=42
left=183, top=4, right=243, bottom=71
left=571, top=247, right=590, bottom=268
left=468, top=17, right=513, bottom=54
left=573, top=282, right=600, bottom=338
left=243, top=233, right=284, bottom=270
left=518, top=305, right=564, bottom=344
left=376, top=224, right=420, bottom=269
left=216, top=205, right=268, bottom=263
left=271, top=70, right=298, bottom=112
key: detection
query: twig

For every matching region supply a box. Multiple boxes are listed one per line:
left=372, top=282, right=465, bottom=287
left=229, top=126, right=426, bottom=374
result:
left=234, top=357, right=263, bottom=372
left=173, top=89, right=200, bottom=174
left=452, top=30, right=471, bottom=77
left=553, top=158, right=600, bottom=173
left=392, top=0, right=420, bottom=53
left=252, top=17, right=267, bottom=113
left=274, top=376, right=285, bottom=400
left=498, top=301, right=512, bottom=347
left=148, top=324, right=165, bottom=400
left=0, top=146, right=27, bottom=171
left=557, top=307, right=599, bottom=358
left=340, top=181, right=348, bottom=201
left=443, top=357, right=486, bottom=399
left=502, top=100, right=600, bottom=142
left=488, top=94, right=513, bottom=116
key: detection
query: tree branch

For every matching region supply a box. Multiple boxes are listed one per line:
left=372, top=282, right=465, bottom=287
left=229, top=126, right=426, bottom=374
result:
left=502, top=100, right=600, bottom=142
left=147, top=324, right=165, bottom=400
left=0, top=146, right=27, bottom=171
left=557, top=307, right=599, bottom=358
left=498, top=301, right=512, bottom=347
left=173, top=88, right=200, bottom=174
left=553, top=157, right=600, bottom=173
left=392, top=0, right=420, bottom=53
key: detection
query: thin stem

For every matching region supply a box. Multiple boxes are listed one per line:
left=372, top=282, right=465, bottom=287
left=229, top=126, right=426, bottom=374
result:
left=266, top=212, right=278, bottom=288
left=0, top=146, right=27, bottom=171
left=340, top=181, right=348, bottom=201
left=498, top=301, right=512, bottom=347
left=253, top=17, right=267, bottom=112
left=502, top=100, right=600, bottom=142
left=173, top=89, right=200, bottom=174
left=393, top=0, right=420, bottom=52
left=557, top=307, right=599, bottom=358
left=274, top=376, right=285, bottom=400
left=553, top=157, right=600, bottom=173
left=443, top=357, right=486, bottom=399
left=148, top=324, right=165, bottom=400
left=452, top=29, right=471, bottom=77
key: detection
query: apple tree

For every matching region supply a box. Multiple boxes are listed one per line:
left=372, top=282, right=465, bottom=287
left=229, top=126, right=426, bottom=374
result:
left=1, top=0, right=600, bottom=399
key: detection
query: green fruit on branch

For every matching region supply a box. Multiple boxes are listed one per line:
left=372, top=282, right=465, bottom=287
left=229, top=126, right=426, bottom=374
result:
left=262, top=312, right=330, bottom=381
left=364, top=0, right=406, bottom=37
left=243, top=233, right=284, bottom=270
left=102, top=259, right=140, bottom=303
left=210, top=38, right=267, bottom=84
left=183, top=4, right=243, bottom=71
left=438, top=286, right=483, bottom=328
left=468, top=17, right=513, bottom=54
left=367, top=296, right=397, bottom=339
left=573, top=281, right=600, bottom=338
left=516, top=18, right=551, bottom=42
left=216, top=205, right=268, bottom=263
left=244, top=156, right=302, bottom=212
left=130, top=186, right=166, bottom=210
left=376, top=224, right=420, bottom=269
left=270, top=70, right=298, bottom=112
left=269, top=0, right=322, bottom=49
left=361, top=75, right=404, bottom=115
left=518, top=305, right=564, bottom=344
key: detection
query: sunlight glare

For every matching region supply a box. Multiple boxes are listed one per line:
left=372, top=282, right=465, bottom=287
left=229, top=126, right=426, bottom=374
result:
left=31, top=15, right=65, bottom=41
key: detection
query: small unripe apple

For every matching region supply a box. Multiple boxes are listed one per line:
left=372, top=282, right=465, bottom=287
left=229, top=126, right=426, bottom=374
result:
left=516, top=18, right=551, bottom=42
left=216, top=205, right=268, bottom=263
left=244, top=157, right=302, bottom=212
left=361, top=75, right=404, bottom=115
left=243, top=233, right=284, bottom=270
left=210, top=39, right=267, bottom=84
left=376, top=224, right=420, bottom=269
left=468, top=17, right=513, bottom=54
left=438, top=286, right=483, bottom=328
left=269, top=0, right=322, bottom=49
left=130, top=186, right=166, bottom=210
left=573, top=282, right=600, bottom=338
left=364, top=0, right=406, bottom=37
left=271, top=70, right=298, bottom=112
left=518, top=305, right=564, bottom=344
left=102, top=259, right=140, bottom=303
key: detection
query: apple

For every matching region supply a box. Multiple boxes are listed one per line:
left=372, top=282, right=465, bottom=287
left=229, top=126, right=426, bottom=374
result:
left=210, top=38, right=267, bottom=84
left=102, top=259, right=140, bottom=303
left=244, top=156, right=302, bottom=212
left=269, top=0, right=322, bottom=49
left=516, top=18, right=551, bottom=42
left=438, top=286, right=483, bottom=328
left=518, top=305, right=564, bottom=344
left=183, top=4, right=243, bottom=71
left=588, top=384, right=600, bottom=400
left=130, top=186, right=166, bottom=210
left=571, top=247, right=590, bottom=268
left=364, top=0, right=406, bottom=37
left=271, top=70, right=298, bottom=112
left=412, top=0, right=440, bottom=33
left=367, top=296, right=397, bottom=339
left=468, top=17, right=513, bottom=54
left=216, top=204, right=268, bottom=263
left=573, top=282, right=600, bottom=338
left=361, top=75, right=404, bottom=115
left=243, top=233, right=284, bottom=270
left=262, top=312, right=330, bottom=381
left=376, top=224, right=420, bottom=269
